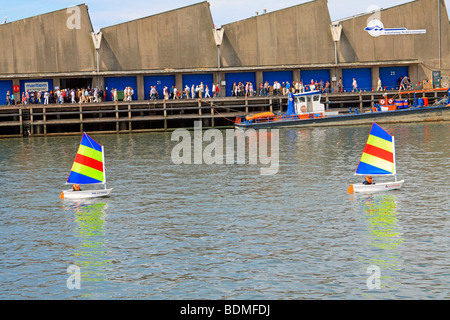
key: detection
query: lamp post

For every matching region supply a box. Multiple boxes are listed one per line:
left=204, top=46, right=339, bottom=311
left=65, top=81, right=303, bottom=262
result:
left=438, top=0, right=441, bottom=71
left=212, top=28, right=224, bottom=96
left=330, top=22, right=342, bottom=92
left=91, top=32, right=103, bottom=89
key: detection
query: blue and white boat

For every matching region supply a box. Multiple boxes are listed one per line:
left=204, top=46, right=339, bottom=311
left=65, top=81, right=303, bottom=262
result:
left=235, top=90, right=338, bottom=128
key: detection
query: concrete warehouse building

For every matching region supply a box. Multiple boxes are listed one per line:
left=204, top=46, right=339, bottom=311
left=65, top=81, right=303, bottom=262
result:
left=0, top=0, right=449, bottom=105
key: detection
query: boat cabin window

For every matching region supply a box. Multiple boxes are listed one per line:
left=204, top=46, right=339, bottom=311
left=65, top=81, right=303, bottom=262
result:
left=297, top=97, right=306, bottom=103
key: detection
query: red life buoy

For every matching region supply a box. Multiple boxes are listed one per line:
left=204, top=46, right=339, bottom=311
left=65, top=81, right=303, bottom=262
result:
left=388, top=98, right=394, bottom=105
left=379, top=99, right=386, bottom=105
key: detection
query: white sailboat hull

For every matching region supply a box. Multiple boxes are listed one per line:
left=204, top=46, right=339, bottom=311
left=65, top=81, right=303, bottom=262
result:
left=352, top=180, right=404, bottom=194
left=62, top=188, right=113, bottom=199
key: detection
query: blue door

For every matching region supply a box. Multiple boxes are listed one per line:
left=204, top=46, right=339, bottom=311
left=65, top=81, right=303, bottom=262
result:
left=263, top=71, right=293, bottom=88
left=300, top=69, right=331, bottom=87
left=379, top=66, right=409, bottom=90
left=0, top=80, right=13, bottom=105
left=182, top=74, right=214, bottom=97
left=342, top=68, right=372, bottom=92
left=144, top=75, right=175, bottom=100
left=104, top=76, right=138, bottom=101
left=224, top=72, right=256, bottom=96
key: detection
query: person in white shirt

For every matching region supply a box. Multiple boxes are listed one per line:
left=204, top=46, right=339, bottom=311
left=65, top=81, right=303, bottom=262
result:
left=44, top=91, right=49, bottom=104
left=352, top=78, right=358, bottom=92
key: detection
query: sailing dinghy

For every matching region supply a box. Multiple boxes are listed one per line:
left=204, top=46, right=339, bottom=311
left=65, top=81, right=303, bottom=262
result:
left=348, top=122, right=404, bottom=194
left=60, top=133, right=113, bottom=199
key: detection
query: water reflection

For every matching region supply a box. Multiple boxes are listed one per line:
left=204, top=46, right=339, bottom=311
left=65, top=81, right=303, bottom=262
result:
left=360, top=195, right=403, bottom=250
left=356, top=194, right=404, bottom=294
left=63, top=201, right=111, bottom=286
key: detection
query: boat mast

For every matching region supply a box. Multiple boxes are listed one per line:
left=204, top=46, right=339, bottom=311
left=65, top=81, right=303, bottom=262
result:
left=102, top=145, right=107, bottom=189
left=393, top=136, right=398, bottom=182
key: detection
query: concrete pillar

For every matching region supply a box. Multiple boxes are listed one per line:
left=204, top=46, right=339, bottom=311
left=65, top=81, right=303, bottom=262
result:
left=175, top=73, right=183, bottom=94
left=53, top=78, right=61, bottom=91
left=372, top=66, right=380, bottom=92
left=293, top=69, right=300, bottom=83
left=409, top=64, right=419, bottom=89
left=137, top=75, right=144, bottom=100
left=256, top=71, right=263, bottom=87
left=336, top=68, right=343, bottom=93
left=218, top=71, right=225, bottom=97
left=95, top=76, right=105, bottom=91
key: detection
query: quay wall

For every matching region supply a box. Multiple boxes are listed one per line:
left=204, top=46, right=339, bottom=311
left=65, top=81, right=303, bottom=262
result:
left=1, top=90, right=449, bottom=138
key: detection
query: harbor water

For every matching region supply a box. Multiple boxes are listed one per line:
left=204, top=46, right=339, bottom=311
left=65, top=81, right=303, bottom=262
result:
left=0, top=122, right=449, bottom=300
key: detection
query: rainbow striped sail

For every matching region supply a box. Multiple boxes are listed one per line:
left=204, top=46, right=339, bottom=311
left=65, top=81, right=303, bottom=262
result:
left=66, top=133, right=106, bottom=185
left=355, top=123, right=396, bottom=176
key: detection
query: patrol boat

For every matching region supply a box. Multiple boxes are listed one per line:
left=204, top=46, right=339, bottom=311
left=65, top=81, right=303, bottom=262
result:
left=234, top=90, right=338, bottom=128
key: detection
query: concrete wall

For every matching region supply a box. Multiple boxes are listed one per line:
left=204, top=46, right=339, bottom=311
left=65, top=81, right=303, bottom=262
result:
left=220, top=0, right=335, bottom=67
left=337, top=0, right=450, bottom=76
left=99, top=2, right=218, bottom=71
left=0, top=4, right=95, bottom=74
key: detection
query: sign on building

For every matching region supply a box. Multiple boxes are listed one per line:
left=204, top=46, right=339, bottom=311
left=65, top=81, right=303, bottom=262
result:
left=432, top=71, right=441, bottom=88
left=24, top=82, right=49, bottom=92
left=365, top=19, right=426, bottom=37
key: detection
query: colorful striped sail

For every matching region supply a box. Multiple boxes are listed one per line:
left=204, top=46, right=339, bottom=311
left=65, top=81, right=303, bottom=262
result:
left=67, top=133, right=105, bottom=185
left=355, top=123, right=396, bottom=176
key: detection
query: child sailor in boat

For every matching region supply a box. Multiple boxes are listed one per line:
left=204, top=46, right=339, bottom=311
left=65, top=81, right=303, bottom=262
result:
left=72, top=184, right=81, bottom=191
left=363, top=176, right=374, bottom=185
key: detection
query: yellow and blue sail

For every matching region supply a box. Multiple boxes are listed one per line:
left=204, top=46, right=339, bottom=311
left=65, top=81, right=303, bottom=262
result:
left=356, top=123, right=395, bottom=175
left=67, top=133, right=105, bottom=185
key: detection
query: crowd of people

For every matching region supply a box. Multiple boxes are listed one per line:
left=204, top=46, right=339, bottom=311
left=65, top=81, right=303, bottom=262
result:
left=148, top=82, right=221, bottom=100
left=229, top=80, right=333, bottom=97
left=109, top=87, right=134, bottom=102
left=2, top=76, right=417, bottom=106
left=146, top=79, right=333, bottom=101
left=5, top=87, right=106, bottom=106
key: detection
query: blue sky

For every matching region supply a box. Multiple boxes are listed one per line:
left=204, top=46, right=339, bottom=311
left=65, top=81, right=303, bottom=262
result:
left=0, top=0, right=448, bottom=32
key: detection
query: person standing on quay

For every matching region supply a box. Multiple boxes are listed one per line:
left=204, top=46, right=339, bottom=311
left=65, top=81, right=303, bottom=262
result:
left=352, top=78, right=358, bottom=92
left=44, top=91, right=49, bottom=105
left=6, top=91, right=10, bottom=105
left=199, top=82, right=204, bottom=99
left=204, top=85, right=211, bottom=98
left=338, top=77, right=343, bottom=93
left=215, top=83, right=220, bottom=97
left=377, top=78, right=382, bottom=91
